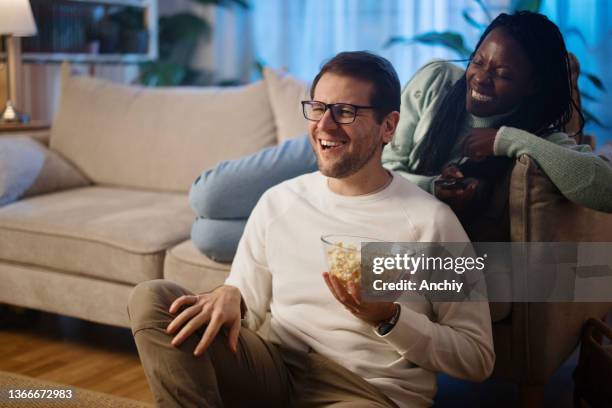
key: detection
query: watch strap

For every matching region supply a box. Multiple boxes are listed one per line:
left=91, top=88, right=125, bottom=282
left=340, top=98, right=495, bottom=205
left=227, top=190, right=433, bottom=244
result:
left=377, top=303, right=401, bottom=336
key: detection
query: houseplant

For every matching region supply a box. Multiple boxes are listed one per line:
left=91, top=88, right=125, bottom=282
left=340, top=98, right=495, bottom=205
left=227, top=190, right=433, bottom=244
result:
left=139, top=0, right=250, bottom=86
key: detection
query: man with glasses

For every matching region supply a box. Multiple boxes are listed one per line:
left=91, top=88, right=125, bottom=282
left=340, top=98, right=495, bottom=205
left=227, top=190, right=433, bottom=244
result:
left=129, top=51, right=494, bottom=407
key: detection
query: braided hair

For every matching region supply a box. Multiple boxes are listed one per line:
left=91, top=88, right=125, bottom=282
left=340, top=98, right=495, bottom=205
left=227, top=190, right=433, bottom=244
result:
left=414, top=11, right=582, bottom=176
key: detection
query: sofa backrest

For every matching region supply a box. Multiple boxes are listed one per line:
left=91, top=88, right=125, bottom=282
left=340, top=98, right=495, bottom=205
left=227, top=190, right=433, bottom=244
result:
left=50, top=64, right=277, bottom=192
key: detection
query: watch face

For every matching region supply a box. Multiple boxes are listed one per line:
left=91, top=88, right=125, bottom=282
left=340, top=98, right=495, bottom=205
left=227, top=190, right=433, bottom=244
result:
left=377, top=304, right=400, bottom=336
left=377, top=322, right=393, bottom=336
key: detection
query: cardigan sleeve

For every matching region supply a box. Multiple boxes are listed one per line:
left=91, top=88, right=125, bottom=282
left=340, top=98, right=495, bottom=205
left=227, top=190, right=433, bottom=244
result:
left=494, top=126, right=612, bottom=213
left=382, top=60, right=464, bottom=194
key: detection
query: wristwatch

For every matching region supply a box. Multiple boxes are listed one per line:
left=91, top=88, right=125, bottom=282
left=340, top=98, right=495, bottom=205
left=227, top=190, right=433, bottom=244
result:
left=377, top=303, right=401, bottom=336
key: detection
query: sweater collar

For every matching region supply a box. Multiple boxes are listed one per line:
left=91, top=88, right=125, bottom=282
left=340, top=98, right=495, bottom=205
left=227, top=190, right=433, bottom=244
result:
left=466, top=107, right=517, bottom=129
left=321, top=171, right=398, bottom=203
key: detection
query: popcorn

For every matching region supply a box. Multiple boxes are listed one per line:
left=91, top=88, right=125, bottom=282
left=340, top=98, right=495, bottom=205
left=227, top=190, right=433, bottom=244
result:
left=326, top=242, right=361, bottom=284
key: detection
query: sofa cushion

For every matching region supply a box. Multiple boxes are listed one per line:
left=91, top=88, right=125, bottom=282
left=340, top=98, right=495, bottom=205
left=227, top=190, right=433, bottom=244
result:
left=0, top=137, right=90, bottom=206
left=164, top=240, right=230, bottom=294
left=51, top=63, right=277, bottom=193
left=0, top=186, right=193, bottom=284
left=263, top=68, right=309, bottom=143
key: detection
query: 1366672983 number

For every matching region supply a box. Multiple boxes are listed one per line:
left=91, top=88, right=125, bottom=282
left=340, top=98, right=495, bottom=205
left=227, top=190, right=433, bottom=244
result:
left=4, top=388, right=74, bottom=400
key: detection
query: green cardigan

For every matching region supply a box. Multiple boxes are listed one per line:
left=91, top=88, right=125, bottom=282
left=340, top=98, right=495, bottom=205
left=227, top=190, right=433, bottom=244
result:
left=382, top=61, right=612, bottom=213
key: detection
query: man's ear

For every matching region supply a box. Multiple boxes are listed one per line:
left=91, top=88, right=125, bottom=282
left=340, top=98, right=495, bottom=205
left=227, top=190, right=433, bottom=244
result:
left=381, top=111, right=400, bottom=144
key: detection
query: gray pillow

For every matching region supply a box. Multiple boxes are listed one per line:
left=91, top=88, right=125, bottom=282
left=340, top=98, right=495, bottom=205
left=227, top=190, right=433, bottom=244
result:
left=0, top=136, right=90, bottom=206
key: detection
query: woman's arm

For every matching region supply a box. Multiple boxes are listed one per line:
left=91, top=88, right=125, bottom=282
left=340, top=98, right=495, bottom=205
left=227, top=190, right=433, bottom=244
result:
left=382, top=60, right=464, bottom=194
left=494, top=127, right=612, bottom=212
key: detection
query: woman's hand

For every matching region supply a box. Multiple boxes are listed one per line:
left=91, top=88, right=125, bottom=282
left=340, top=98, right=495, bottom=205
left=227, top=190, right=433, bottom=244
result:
left=462, top=128, right=499, bottom=161
left=435, top=164, right=479, bottom=214
left=323, top=272, right=396, bottom=326
left=166, top=285, right=243, bottom=356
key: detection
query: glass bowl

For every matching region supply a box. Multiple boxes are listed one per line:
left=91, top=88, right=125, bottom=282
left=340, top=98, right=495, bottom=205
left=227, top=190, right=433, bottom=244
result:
left=320, top=235, right=385, bottom=285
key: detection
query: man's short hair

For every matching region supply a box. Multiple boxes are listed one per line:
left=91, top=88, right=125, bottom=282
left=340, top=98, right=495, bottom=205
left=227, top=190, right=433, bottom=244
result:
left=310, top=51, right=401, bottom=123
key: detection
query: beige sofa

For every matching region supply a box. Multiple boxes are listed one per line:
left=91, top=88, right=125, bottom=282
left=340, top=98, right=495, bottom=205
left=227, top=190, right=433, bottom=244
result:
left=0, top=65, right=610, bottom=401
left=0, top=64, right=308, bottom=327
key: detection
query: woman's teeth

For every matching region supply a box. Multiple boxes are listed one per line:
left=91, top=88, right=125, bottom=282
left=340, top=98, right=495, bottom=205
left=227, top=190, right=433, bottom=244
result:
left=471, top=89, right=494, bottom=102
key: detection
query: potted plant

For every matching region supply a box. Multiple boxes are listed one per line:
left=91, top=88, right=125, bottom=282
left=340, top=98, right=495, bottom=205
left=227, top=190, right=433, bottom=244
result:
left=139, top=0, right=250, bottom=86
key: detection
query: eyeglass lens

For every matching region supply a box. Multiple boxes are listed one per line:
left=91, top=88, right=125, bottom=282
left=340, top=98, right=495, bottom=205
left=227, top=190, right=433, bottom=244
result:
left=304, top=102, right=356, bottom=124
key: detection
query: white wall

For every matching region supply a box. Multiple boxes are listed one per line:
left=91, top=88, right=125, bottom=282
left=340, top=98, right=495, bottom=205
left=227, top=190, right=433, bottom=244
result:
left=22, top=62, right=141, bottom=123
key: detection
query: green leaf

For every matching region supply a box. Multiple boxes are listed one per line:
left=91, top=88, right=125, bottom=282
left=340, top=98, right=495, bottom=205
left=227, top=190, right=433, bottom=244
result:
left=139, top=62, right=186, bottom=87
left=158, top=13, right=210, bottom=65
left=182, top=68, right=215, bottom=86
left=253, top=58, right=267, bottom=77
left=583, top=72, right=606, bottom=92
left=383, top=36, right=405, bottom=48
left=582, top=107, right=608, bottom=129
left=511, top=0, right=543, bottom=12
left=216, top=79, right=242, bottom=86
left=564, top=28, right=591, bottom=49
left=385, top=32, right=472, bottom=58
left=159, top=13, right=209, bottom=44
left=579, top=91, right=598, bottom=102
left=413, top=32, right=473, bottom=57
left=474, top=0, right=492, bottom=22
left=462, top=10, right=486, bottom=30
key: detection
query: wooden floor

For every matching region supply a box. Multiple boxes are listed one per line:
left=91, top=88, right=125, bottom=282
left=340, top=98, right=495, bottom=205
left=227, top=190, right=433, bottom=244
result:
left=0, top=307, right=153, bottom=404
left=1, top=307, right=609, bottom=407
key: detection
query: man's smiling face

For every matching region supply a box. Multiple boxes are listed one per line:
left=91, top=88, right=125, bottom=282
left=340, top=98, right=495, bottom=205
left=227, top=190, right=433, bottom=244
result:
left=308, top=73, right=387, bottom=179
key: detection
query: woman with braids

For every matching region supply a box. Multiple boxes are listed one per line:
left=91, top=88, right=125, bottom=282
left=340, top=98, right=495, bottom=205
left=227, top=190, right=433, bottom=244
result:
left=382, top=11, right=611, bottom=219
left=190, top=11, right=612, bottom=262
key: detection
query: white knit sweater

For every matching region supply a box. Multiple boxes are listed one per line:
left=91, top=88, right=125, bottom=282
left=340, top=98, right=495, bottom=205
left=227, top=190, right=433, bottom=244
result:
left=225, top=171, right=494, bottom=407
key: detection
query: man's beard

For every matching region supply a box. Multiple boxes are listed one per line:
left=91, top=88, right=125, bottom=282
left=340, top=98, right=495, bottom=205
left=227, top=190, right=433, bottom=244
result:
left=316, top=139, right=379, bottom=179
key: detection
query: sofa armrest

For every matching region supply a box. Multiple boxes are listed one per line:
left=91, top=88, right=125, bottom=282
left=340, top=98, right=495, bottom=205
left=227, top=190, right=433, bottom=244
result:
left=503, top=154, right=612, bottom=384
left=508, top=302, right=611, bottom=384
left=509, top=154, right=612, bottom=242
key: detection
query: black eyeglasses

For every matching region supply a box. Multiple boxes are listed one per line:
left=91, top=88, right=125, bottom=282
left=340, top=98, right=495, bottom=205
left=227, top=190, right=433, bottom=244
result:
left=301, top=100, right=377, bottom=124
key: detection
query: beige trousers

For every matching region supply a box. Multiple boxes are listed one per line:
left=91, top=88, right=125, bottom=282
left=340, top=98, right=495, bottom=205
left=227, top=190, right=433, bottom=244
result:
left=128, top=279, right=398, bottom=408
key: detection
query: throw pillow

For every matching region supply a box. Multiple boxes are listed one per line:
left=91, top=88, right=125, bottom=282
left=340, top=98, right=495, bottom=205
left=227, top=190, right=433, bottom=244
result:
left=263, top=68, right=310, bottom=143
left=0, top=136, right=90, bottom=206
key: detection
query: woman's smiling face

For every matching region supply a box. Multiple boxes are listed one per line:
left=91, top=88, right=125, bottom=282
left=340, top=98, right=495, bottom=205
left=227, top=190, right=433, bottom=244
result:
left=465, top=27, right=538, bottom=117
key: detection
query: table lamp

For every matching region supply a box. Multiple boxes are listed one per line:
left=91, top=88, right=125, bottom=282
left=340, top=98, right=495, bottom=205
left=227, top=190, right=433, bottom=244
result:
left=0, top=0, right=38, bottom=123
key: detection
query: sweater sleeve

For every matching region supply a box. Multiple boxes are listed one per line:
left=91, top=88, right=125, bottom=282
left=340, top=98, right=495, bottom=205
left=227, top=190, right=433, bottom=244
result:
left=494, top=126, right=612, bottom=213
left=390, top=170, right=438, bottom=194
left=376, top=204, right=495, bottom=381
left=224, top=192, right=273, bottom=331
left=382, top=60, right=464, bottom=194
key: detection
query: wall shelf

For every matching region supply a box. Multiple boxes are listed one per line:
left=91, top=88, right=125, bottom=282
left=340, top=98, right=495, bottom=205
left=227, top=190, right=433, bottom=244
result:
left=6, top=0, right=158, bottom=64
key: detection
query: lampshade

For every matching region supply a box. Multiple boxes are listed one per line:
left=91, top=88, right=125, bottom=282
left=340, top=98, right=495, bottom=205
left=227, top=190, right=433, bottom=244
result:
left=0, top=0, right=38, bottom=37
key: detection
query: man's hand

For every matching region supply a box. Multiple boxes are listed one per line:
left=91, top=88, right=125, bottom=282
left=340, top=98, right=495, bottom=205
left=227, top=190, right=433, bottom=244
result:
left=462, top=128, right=498, bottom=161
left=435, top=164, right=479, bottom=214
left=323, top=272, right=396, bottom=326
left=166, top=285, right=243, bottom=356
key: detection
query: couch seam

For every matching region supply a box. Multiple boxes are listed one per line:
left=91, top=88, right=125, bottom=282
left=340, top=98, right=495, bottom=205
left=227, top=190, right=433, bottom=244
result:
left=0, top=258, right=152, bottom=286
left=166, top=249, right=230, bottom=272
left=0, top=224, right=186, bottom=255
